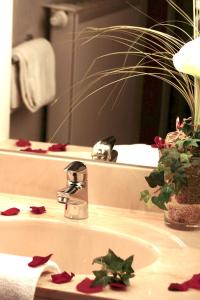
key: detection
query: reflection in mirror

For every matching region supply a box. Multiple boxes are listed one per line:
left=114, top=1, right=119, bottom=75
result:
left=0, top=1, right=13, bottom=142
left=3, top=0, right=193, bottom=166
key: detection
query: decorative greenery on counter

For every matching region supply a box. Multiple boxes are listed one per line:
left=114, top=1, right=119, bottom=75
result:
left=92, top=249, right=135, bottom=289
left=140, top=118, right=200, bottom=210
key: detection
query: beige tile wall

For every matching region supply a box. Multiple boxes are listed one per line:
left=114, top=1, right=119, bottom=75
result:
left=0, top=151, right=157, bottom=211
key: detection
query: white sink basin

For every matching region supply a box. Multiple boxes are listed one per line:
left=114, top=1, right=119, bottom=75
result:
left=0, top=218, right=158, bottom=274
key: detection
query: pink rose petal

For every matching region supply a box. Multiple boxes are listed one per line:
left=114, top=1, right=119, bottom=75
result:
left=109, top=282, right=127, bottom=290
left=48, top=143, right=67, bottom=152
left=28, top=254, right=53, bottom=267
left=1, top=207, right=20, bottom=216
left=16, top=139, right=31, bottom=147
left=76, top=277, right=103, bottom=294
left=168, top=282, right=189, bottom=292
left=51, top=271, right=75, bottom=284
left=30, top=206, right=46, bottom=215
left=20, top=147, right=47, bottom=154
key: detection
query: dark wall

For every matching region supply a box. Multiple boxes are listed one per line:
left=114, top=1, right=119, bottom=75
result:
left=139, top=0, right=192, bottom=144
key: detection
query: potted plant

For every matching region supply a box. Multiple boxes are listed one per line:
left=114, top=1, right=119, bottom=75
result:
left=86, top=1, right=200, bottom=230
left=141, top=117, right=200, bottom=230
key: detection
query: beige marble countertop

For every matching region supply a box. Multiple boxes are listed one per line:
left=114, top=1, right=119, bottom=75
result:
left=0, top=193, right=199, bottom=300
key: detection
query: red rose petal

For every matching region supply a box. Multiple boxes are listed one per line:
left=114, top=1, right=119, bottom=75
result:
left=76, top=277, right=103, bottom=294
left=169, top=273, right=200, bottom=292
left=21, top=147, right=47, bottom=153
left=48, top=143, right=67, bottom=152
left=109, top=282, right=127, bottom=290
left=16, top=139, right=31, bottom=147
left=185, top=274, right=200, bottom=290
left=168, top=282, right=189, bottom=292
left=28, top=254, right=53, bottom=267
left=1, top=207, right=20, bottom=216
left=51, top=271, right=75, bottom=284
left=30, top=206, right=46, bottom=215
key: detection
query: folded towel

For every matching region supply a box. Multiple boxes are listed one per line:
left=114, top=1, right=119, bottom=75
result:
left=173, top=37, right=200, bottom=78
left=12, top=38, right=56, bottom=112
left=0, top=253, right=60, bottom=300
left=10, top=64, right=22, bottom=111
left=114, top=144, right=159, bottom=167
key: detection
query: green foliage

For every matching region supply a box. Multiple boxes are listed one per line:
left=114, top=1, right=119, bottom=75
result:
left=140, top=129, right=200, bottom=210
left=92, top=249, right=135, bottom=288
left=145, top=170, right=165, bottom=188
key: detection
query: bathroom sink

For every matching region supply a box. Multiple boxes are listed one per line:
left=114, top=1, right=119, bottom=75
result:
left=0, top=218, right=158, bottom=274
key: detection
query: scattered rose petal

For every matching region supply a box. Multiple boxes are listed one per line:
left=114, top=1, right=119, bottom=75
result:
left=1, top=207, right=20, bottom=216
left=151, top=136, right=166, bottom=149
left=48, top=143, right=67, bottom=152
left=51, top=271, right=75, bottom=284
left=168, top=282, right=189, bottom=292
left=185, top=274, right=200, bottom=290
left=109, top=282, right=127, bottom=290
left=28, top=254, right=53, bottom=267
left=16, top=139, right=31, bottom=147
left=20, top=147, right=47, bottom=154
left=169, top=273, right=200, bottom=292
left=76, top=277, right=103, bottom=294
left=30, top=206, right=46, bottom=215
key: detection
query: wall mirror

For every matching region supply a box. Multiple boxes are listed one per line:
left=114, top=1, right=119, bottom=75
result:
left=0, top=0, right=193, bottom=167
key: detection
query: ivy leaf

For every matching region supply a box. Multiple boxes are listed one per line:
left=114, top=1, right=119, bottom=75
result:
left=176, top=138, right=200, bottom=150
left=145, top=170, right=165, bottom=188
left=92, top=271, right=111, bottom=287
left=92, top=249, right=123, bottom=270
left=180, top=153, right=192, bottom=163
left=151, top=186, right=173, bottom=210
left=170, top=158, right=181, bottom=173
left=92, top=249, right=135, bottom=288
left=122, top=255, right=134, bottom=274
left=140, top=190, right=151, bottom=203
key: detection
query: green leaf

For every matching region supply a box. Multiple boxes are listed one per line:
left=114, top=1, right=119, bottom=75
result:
left=179, top=153, right=191, bottom=163
left=92, top=249, right=123, bottom=270
left=120, top=273, right=135, bottom=286
left=176, top=138, right=200, bottom=150
left=122, top=255, right=134, bottom=274
left=92, top=249, right=135, bottom=288
left=140, top=190, right=151, bottom=203
left=145, top=170, right=165, bottom=188
left=170, top=158, right=181, bottom=173
left=151, top=186, right=173, bottom=210
left=92, top=271, right=111, bottom=287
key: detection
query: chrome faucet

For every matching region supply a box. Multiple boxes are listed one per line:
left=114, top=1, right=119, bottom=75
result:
left=57, top=161, right=88, bottom=219
left=91, top=136, right=118, bottom=162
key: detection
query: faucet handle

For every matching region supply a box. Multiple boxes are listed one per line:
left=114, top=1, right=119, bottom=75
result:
left=64, top=161, right=87, bottom=184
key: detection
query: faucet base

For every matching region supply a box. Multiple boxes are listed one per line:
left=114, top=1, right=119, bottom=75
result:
left=65, top=199, right=88, bottom=220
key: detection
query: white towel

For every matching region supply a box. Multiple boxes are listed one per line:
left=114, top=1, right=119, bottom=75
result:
left=12, top=38, right=56, bottom=112
left=114, top=144, right=159, bottom=167
left=173, top=37, right=200, bottom=78
left=0, top=253, right=60, bottom=300
left=10, top=64, right=22, bottom=111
